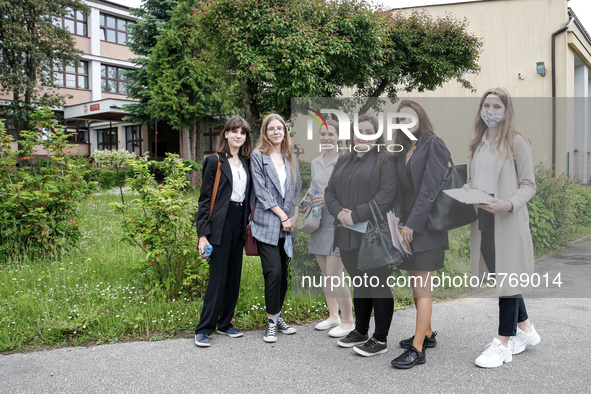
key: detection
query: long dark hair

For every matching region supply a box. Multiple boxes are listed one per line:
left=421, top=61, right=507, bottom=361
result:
left=393, top=100, right=436, bottom=159
left=216, top=116, right=252, bottom=159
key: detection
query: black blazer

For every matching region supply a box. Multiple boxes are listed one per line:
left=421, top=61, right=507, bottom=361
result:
left=325, top=148, right=397, bottom=251
left=394, top=136, right=450, bottom=253
left=195, top=153, right=252, bottom=246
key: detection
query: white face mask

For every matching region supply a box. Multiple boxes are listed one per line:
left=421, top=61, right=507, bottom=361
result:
left=480, top=109, right=505, bottom=128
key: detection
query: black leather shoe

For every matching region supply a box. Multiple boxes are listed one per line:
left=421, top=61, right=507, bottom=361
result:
left=399, top=331, right=437, bottom=349
left=391, top=345, right=426, bottom=369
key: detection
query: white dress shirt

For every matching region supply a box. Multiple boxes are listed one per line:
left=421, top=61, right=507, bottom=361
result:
left=473, top=131, right=498, bottom=195
left=230, top=162, right=247, bottom=202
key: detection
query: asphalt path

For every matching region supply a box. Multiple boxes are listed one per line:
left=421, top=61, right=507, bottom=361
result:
left=2, top=239, right=591, bottom=394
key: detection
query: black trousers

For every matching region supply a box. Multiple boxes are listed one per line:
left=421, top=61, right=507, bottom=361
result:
left=479, top=208, right=529, bottom=337
left=195, top=202, right=245, bottom=335
left=340, top=248, right=394, bottom=343
left=258, top=237, right=289, bottom=315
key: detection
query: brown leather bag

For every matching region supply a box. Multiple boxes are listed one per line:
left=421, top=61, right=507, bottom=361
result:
left=245, top=197, right=259, bottom=256
left=208, top=154, right=222, bottom=221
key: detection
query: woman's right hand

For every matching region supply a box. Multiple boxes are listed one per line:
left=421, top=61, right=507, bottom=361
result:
left=198, top=236, right=210, bottom=258
left=300, top=206, right=309, bottom=214
left=462, top=184, right=471, bottom=192
left=281, top=217, right=292, bottom=233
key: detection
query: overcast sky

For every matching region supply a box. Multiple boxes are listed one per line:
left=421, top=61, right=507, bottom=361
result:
left=115, top=0, right=591, bottom=38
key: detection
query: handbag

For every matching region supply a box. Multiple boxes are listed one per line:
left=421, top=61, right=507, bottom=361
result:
left=245, top=197, right=259, bottom=256
left=427, top=157, right=478, bottom=232
left=358, top=200, right=403, bottom=271
left=299, top=206, right=321, bottom=234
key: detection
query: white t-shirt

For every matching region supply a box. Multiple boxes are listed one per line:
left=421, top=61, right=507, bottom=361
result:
left=275, top=163, right=287, bottom=198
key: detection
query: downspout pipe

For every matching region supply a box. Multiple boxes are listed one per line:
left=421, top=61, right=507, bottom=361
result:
left=552, top=15, right=575, bottom=177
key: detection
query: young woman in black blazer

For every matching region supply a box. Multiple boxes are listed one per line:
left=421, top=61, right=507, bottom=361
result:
left=324, top=114, right=397, bottom=357
left=390, top=100, right=450, bottom=369
left=194, top=116, right=253, bottom=347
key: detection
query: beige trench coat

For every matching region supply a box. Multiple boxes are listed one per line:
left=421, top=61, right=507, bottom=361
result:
left=468, top=135, right=536, bottom=297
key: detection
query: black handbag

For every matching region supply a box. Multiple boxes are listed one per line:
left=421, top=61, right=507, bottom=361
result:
left=427, top=158, right=478, bottom=232
left=358, top=200, right=404, bottom=271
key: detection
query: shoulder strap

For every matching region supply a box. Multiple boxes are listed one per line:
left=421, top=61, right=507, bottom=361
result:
left=208, top=153, right=222, bottom=221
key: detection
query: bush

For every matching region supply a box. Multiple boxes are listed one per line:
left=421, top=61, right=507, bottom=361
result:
left=147, top=159, right=201, bottom=184
left=0, top=108, right=96, bottom=258
left=98, top=169, right=126, bottom=190
left=299, top=161, right=311, bottom=196
left=111, top=153, right=207, bottom=300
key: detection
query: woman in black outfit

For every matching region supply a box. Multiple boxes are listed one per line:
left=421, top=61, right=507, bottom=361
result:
left=324, top=114, right=397, bottom=357
left=390, top=100, right=450, bottom=368
left=194, top=116, right=253, bottom=347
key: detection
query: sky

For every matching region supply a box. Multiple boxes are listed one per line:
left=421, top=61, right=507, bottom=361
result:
left=115, top=0, right=591, bottom=35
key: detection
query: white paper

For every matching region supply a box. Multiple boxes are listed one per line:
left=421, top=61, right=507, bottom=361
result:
left=340, top=220, right=369, bottom=233
left=443, top=188, right=493, bottom=205
left=387, top=211, right=412, bottom=256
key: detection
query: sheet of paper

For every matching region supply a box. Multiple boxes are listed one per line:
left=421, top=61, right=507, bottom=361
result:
left=443, top=188, right=493, bottom=205
left=387, top=211, right=412, bottom=256
left=340, top=220, right=368, bottom=233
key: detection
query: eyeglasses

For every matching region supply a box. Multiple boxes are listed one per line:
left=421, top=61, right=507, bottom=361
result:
left=267, top=126, right=284, bottom=133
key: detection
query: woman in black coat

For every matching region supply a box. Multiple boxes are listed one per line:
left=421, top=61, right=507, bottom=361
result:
left=194, top=116, right=253, bottom=347
left=324, top=114, right=397, bottom=357
left=390, top=100, right=450, bottom=369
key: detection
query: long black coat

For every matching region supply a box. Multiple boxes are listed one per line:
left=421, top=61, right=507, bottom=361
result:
left=324, top=148, right=397, bottom=251
left=394, top=136, right=450, bottom=253
left=195, top=153, right=252, bottom=246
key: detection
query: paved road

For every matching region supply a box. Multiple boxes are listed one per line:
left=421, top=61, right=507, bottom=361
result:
left=2, top=239, right=591, bottom=394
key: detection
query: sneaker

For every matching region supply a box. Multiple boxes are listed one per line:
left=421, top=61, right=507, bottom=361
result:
left=263, top=320, right=277, bottom=343
left=328, top=323, right=355, bottom=338
left=337, top=329, right=369, bottom=348
left=217, top=327, right=244, bottom=338
left=276, top=314, right=296, bottom=335
left=399, top=331, right=437, bottom=349
left=194, top=333, right=210, bottom=347
left=391, top=345, right=426, bottom=369
left=315, top=317, right=341, bottom=331
left=353, top=337, right=388, bottom=357
left=510, top=324, right=541, bottom=355
left=475, top=338, right=512, bottom=368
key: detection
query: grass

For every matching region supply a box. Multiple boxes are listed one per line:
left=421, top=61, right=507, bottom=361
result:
left=2, top=191, right=590, bottom=353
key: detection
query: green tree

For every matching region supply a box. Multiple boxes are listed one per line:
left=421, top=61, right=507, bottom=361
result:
left=0, top=0, right=89, bottom=134
left=124, top=0, right=179, bottom=126
left=147, top=0, right=232, bottom=185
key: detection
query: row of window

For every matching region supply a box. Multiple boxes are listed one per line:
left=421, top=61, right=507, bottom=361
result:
left=52, top=61, right=134, bottom=94
left=54, top=9, right=133, bottom=45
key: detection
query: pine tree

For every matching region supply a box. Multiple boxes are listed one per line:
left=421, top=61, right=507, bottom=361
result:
left=0, top=0, right=89, bottom=134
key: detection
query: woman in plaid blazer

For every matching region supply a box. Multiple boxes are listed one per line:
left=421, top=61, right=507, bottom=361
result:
left=250, top=113, right=301, bottom=343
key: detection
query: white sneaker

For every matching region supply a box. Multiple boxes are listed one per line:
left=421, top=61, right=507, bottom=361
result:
left=328, top=323, right=355, bottom=338
left=315, top=317, right=341, bottom=331
left=510, top=324, right=541, bottom=355
left=475, top=338, right=512, bottom=368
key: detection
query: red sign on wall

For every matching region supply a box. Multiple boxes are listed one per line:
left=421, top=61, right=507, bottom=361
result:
left=89, top=104, right=100, bottom=112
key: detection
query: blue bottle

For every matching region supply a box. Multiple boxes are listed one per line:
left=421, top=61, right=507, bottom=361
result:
left=312, top=190, right=322, bottom=220
left=203, top=244, right=213, bottom=258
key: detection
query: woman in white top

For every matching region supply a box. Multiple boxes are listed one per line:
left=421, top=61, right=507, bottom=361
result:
left=301, top=120, right=354, bottom=337
left=463, top=87, right=540, bottom=368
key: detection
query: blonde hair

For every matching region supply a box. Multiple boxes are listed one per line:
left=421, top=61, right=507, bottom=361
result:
left=256, top=113, right=297, bottom=179
left=469, top=86, right=529, bottom=158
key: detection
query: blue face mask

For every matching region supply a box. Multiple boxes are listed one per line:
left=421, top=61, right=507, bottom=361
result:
left=284, top=234, right=293, bottom=260
left=480, top=109, right=505, bottom=128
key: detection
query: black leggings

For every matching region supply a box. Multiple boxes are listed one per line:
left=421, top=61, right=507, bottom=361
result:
left=340, top=248, right=393, bottom=343
left=479, top=208, right=529, bottom=337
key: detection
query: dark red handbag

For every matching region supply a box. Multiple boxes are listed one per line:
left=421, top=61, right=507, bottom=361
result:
left=245, top=198, right=258, bottom=256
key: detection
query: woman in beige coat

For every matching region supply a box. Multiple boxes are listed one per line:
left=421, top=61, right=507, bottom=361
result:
left=463, top=87, right=541, bottom=368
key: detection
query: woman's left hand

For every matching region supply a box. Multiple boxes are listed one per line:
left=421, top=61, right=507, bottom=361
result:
left=338, top=209, right=354, bottom=227
left=480, top=199, right=513, bottom=215
left=401, top=226, right=414, bottom=244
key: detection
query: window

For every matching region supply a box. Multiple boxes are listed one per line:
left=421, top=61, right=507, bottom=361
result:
left=101, top=65, right=133, bottom=94
left=100, top=14, right=133, bottom=45
left=204, top=126, right=221, bottom=154
left=54, top=9, right=87, bottom=37
left=125, top=125, right=142, bottom=155
left=97, top=128, right=118, bottom=151
left=65, top=120, right=89, bottom=143
left=53, top=61, right=89, bottom=89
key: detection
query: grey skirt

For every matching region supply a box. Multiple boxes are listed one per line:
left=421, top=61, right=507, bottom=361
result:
left=308, top=205, right=340, bottom=257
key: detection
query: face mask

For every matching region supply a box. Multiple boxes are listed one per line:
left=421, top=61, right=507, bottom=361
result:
left=284, top=234, right=293, bottom=261
left=480, top=109, right=505, bottom=128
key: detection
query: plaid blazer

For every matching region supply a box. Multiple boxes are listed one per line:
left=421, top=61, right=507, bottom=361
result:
left=250, top=150, right=300, bottom=246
